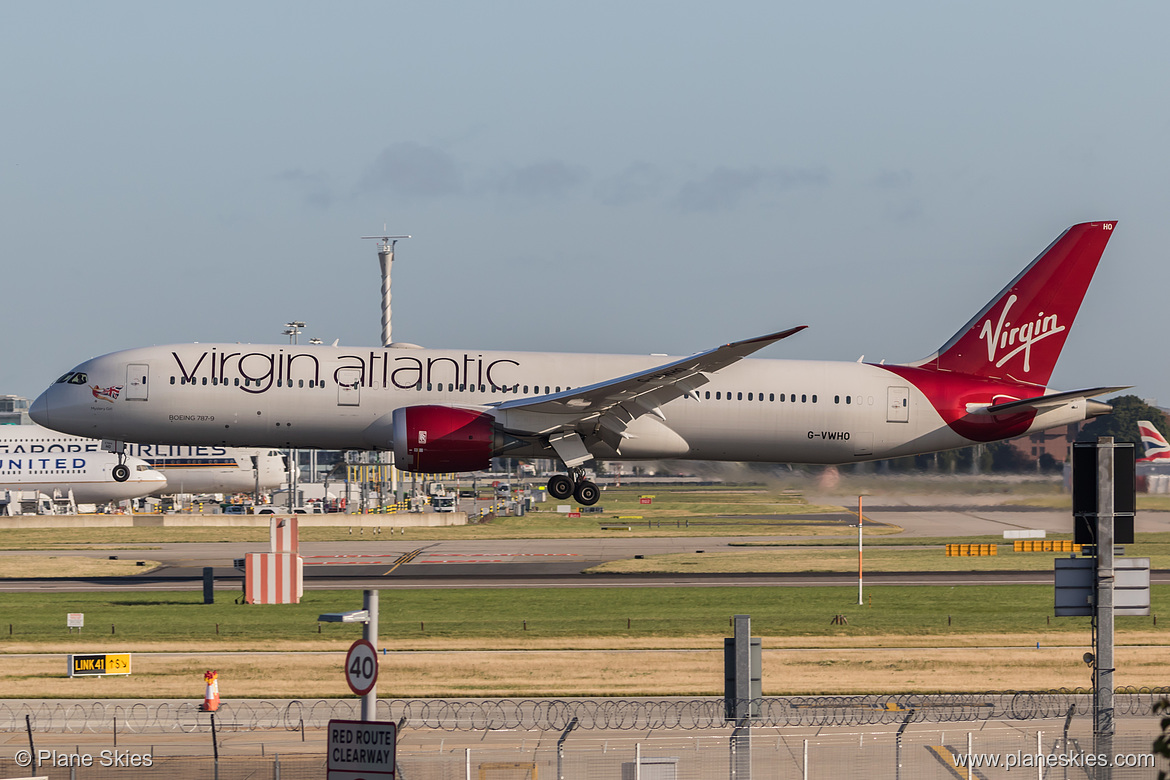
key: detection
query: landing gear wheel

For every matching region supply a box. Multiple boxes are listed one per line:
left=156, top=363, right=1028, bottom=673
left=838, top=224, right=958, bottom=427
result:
left=112, top=464, right=130, bottom=483
left=573, top=480, right=600, bottom=506
left=547, top=474, right=573, bottom=500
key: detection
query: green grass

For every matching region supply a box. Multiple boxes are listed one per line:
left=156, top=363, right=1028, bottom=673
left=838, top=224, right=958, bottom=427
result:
left=0, top=585, right=1166, bottom=646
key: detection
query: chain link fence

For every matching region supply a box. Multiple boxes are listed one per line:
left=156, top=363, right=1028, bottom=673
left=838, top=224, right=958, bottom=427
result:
left=0, top=728, right=1162, bottom=779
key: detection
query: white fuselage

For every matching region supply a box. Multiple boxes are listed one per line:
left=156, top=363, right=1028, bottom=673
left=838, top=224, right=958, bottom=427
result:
left=0, top=424, right=284, bottom=495
left=0, top=430, right=165, bottom=503
left=28, top=343, right=1093, bottom=466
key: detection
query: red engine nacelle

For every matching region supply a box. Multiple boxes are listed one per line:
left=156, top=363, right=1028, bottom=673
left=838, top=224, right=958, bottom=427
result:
left=392, top=406, right=496, bottom=473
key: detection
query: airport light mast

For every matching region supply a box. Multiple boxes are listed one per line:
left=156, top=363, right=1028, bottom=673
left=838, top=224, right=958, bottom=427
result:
left=361, top=232, right=410, bottom=507
left=360, top=233, right=410, bottom=347
left=282, top=321, right=306, bottom=511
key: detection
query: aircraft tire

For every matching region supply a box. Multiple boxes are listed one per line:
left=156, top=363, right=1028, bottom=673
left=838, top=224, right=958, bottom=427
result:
left=112, top=464, right=130, bottom=483
left=547, top=474, right=574, bottom=500
left=574, top=480, right=600, bottom=506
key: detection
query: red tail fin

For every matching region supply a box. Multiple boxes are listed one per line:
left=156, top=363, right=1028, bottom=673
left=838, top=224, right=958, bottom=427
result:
left=913, top=221, right=1117, bottom=386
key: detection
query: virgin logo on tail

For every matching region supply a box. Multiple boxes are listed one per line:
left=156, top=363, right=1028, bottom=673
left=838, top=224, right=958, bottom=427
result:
left=978, top=294, right=1065, bottom=373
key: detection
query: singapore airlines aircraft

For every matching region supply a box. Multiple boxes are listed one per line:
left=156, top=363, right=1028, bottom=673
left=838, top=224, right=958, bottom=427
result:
left=0, top=447, right=164, bottom=504
left=0, top=425, right=286, bottom=495
left=31, top=221, right=1124, bottom=506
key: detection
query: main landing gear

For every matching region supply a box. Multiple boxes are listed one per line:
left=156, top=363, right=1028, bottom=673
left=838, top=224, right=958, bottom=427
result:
left=546, top=469, right=600, bottom=506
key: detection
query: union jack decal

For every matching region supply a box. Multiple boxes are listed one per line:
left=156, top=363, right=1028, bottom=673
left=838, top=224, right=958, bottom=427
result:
left=91, top=384, right=123, bottom=403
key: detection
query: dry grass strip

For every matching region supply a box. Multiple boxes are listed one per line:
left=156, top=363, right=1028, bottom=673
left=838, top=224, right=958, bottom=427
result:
left=1, top=641, right=1166, bottom=699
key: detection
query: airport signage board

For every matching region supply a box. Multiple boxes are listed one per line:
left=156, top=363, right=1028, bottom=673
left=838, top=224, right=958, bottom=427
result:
left=345, top=639, right=378, bottom=696
left=68, top=653, right=131, bottom=677
left=66, top=613, right=84, bottom=629
left=327, top=719, right=396, bottom=779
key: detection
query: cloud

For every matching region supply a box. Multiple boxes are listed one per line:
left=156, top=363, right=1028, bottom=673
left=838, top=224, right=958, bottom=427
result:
left=596, top=162, right=668, bottom=206
left=872, top=169, right=913, bottom=189
left=672, top=165, right=829, bottom=212
left=481, top=160, right=587, bottom=200
left=274, top=168, right=333, bottom=209
left=357, top=142, right=463, bottom=198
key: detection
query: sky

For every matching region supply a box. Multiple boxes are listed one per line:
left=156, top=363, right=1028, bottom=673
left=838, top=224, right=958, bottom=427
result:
left=4, top=2, right=1170, bottom=406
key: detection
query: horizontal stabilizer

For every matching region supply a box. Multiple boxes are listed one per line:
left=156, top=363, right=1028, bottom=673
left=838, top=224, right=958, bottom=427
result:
left=967, top=386, right=1130, bottom=416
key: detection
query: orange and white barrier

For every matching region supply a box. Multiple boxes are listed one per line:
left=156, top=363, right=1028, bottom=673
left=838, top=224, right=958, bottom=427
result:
left=201, top=670, right=220, bottom=712
left=245, top=552, right=304, bottom=604
left=244, top=517, right=304, bottom=604
left=271, top=516, right=299, bottom=554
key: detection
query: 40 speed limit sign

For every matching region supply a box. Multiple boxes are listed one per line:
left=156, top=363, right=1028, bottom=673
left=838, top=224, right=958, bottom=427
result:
left=345, top=639, right=378, bottom=696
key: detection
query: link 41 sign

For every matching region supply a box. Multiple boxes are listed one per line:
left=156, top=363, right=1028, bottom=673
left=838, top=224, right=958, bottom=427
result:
left=328, top=719, right=396, bottom=779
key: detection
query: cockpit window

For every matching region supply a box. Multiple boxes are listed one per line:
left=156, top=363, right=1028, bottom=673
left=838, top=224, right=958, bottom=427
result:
left=61, top=373, right=89, bottom=385
left=55, top=373, right=75, bottom=384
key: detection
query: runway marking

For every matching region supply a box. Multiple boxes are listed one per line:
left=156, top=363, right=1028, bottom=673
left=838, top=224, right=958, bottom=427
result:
left=383, top=548, right=427, bottom=575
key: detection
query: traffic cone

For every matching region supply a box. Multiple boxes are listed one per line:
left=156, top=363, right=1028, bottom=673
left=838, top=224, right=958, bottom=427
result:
left=201, top=670, right=220, bottom=712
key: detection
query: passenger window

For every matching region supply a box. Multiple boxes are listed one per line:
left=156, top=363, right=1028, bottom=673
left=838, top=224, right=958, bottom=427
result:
left=737, top=392, right=743, bottom=400
left=769, top=393, right=774, bottom=401
left=170, top=377, right=175, bottom=385
left=801, top=394, right=806, bottom=403
left=748, top=393, right=753, bottom=401
left=716, top=391, right=721, bottom=400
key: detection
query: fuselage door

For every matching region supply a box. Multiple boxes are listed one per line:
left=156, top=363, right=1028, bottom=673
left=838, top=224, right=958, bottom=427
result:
left=337, top=368, right=361, bottom=407
left=886, top=386, right=909, bottom=423
left=126, top=364, right=149, bottom=401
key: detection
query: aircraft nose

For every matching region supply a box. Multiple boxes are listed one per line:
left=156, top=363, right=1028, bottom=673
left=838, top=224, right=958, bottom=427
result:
left=29, top=391, right=51, bottom=427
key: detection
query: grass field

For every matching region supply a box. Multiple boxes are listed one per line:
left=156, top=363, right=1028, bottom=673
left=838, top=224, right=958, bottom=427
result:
left=0, top=585, right=1166, bottom=697
left=0, top=585, right=1164, bottom=646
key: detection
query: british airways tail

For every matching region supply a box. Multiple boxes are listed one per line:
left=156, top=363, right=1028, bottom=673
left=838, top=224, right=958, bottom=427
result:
left=1137, top=420, right=1170, bottom=462
left=911, top=221, right=1117, bottom=386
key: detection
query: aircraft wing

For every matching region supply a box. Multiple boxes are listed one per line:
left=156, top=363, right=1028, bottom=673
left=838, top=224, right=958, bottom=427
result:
left=968, top=386, right=1130, bottom=416
left=490, top=326, right=806, bottom=460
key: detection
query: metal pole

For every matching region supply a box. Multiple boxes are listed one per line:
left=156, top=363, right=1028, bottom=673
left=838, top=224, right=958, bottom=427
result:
left=1095, top=437, right=1115, bottom=776
left=361, top=590, right=379, bottom=721
left=966, top=732, right=972, bottom=780
left=557, top=717, right=578, bottom=780
left=857, top=495, right=864, bottom=605
left=733, top=614, right=752, bottom=780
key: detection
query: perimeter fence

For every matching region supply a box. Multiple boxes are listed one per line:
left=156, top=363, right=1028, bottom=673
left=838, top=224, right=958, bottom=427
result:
left=0, top=720, right=1164, bottom=779
left=2, top=688, right=1169, bottom=733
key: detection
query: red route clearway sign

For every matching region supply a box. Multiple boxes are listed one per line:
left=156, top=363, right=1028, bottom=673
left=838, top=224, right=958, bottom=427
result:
left=327, top=719, right=396, bottom=779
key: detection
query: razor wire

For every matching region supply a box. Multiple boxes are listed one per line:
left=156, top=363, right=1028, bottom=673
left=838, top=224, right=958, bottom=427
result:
left=2, top=688, right=1168, bottom=733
